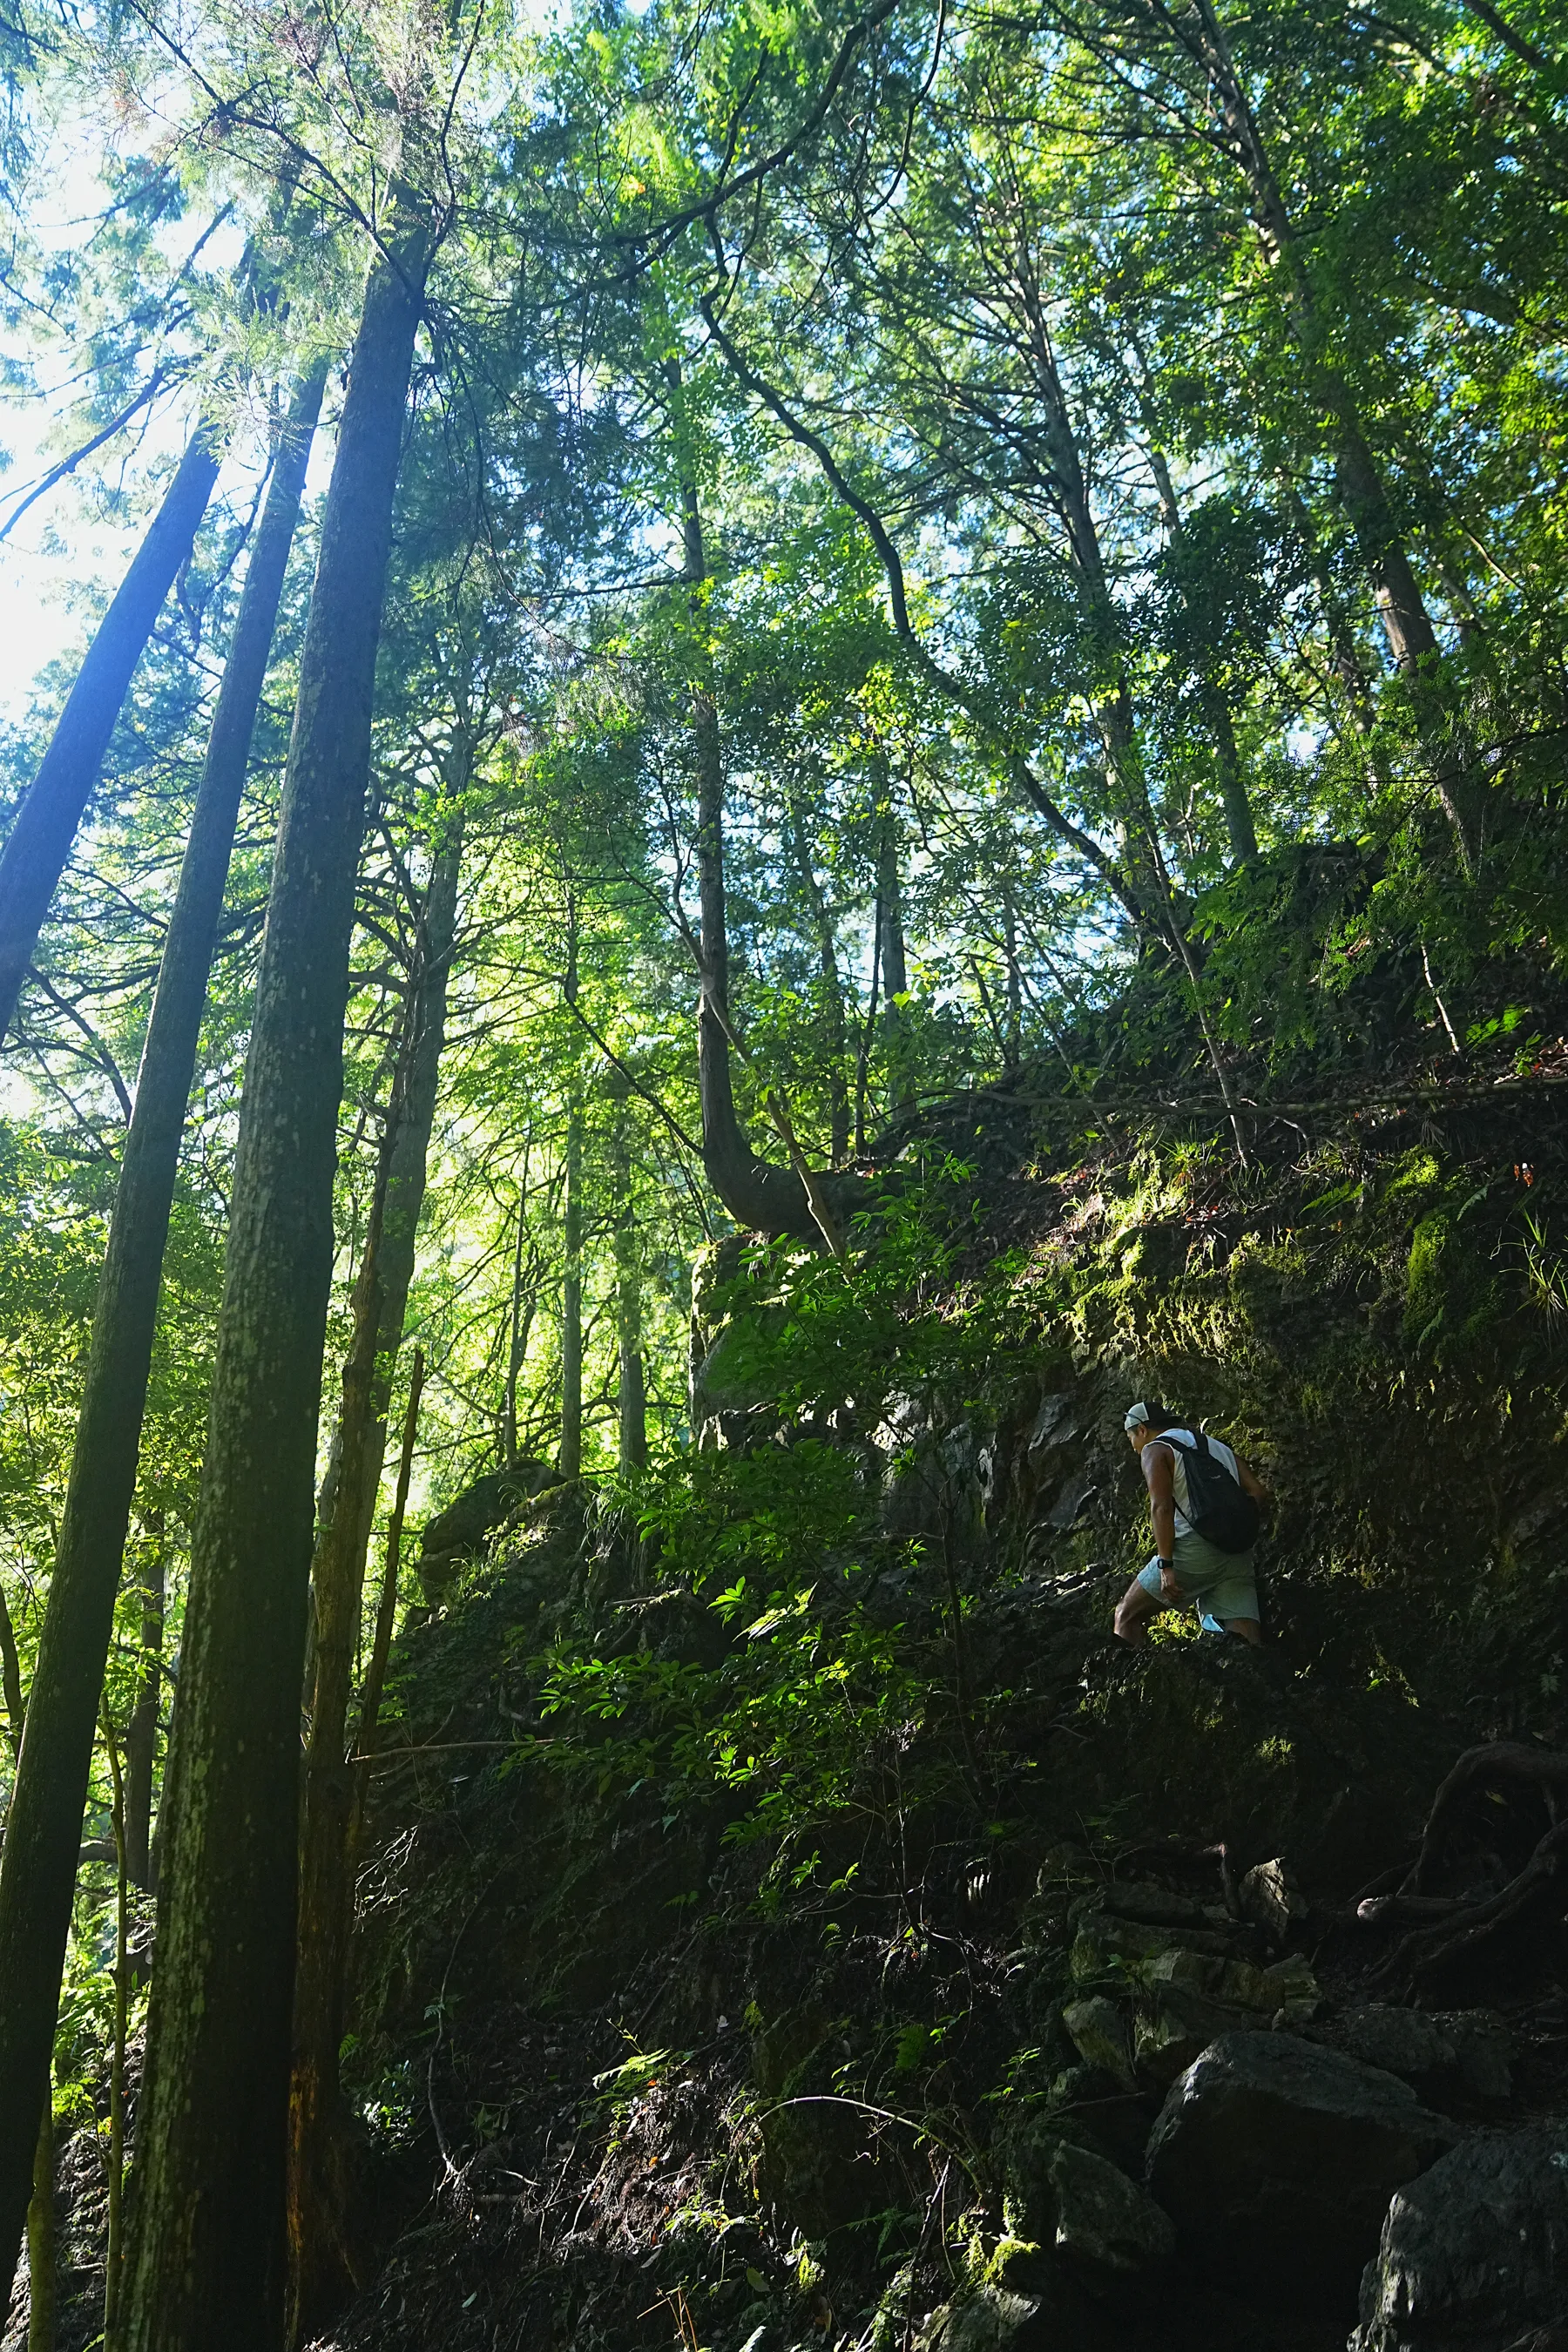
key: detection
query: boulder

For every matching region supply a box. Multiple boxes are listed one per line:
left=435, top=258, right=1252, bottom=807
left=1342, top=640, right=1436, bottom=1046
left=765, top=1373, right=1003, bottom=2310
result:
left=1353, top=2129, right=1568, bottom=2352
left=1239, top=1855, right=1307, bottom=1943
left=922, top=2283, right=1047, bottom=2352
left=605, top=1585, right=731, bottom=1670
left=1145, top=2031, right=1459, bottom=2314
left=1090, top=1882, right=1215, bottom=1930
left=1133, top=1981, right=1240, bottom=2091
left=1053, top=2069, right=1156, bottom=2177
left=921, top=2250, right=1092, bottom=2352
left=1431, top=2012, right=1512, bottom=2103
left=1002, top=2083, right=1156, bottom=2210
left=1319, top=2007, right=1513, bottom=2108
left=1061, top=1996, right=1136, bottom=2090
left=1126, top=1951, right=1323, bottom=2093
left=1069, top=1911, right=1235, bottom=1983
left=416, top=1462, right=555, bottom=1601
left=1047, top=2139, right=1174, bottom=2292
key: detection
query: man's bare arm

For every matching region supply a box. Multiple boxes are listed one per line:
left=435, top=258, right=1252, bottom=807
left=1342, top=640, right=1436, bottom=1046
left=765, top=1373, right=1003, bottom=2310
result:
left=1142, top=1443, right=1180, bottom=1593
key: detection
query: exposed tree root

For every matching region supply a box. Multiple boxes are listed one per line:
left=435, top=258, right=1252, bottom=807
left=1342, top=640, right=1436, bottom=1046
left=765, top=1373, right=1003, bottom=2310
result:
left=1358, top=1740, right=1568, bottom=1984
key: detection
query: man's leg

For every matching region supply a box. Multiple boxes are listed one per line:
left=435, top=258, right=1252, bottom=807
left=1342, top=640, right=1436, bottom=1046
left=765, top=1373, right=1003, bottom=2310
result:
left=1115, top=1563, right=1179, bottom=1646
left=1219, top=1616, right=1264, bottom=1647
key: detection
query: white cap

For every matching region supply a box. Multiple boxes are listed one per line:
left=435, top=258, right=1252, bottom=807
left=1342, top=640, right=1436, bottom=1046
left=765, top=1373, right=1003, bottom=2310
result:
left=1124, top=1402, right=1151, bottom=1432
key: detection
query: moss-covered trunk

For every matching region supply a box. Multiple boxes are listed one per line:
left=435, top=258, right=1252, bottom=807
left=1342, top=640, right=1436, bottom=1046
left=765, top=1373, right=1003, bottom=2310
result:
left=121, top=234, right=428, bottom=2350
left=287, top=816, right=463, bottom=2341
left=0, top=371, right=323, bottom=2316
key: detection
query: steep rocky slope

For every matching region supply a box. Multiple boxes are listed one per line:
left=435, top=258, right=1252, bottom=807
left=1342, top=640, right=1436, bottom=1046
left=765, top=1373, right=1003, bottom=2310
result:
left=308, top=1092, right=1568, bottom=2352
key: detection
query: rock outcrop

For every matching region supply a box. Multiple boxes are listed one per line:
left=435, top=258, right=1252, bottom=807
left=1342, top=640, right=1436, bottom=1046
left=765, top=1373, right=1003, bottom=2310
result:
left=1353, top=2129, right=1568, bottom=2352
left=414, top=1460, right=556, bottom=1601
left=1307, top=2007, right=1514, bottom=2109
left=1046, top=2139, right=1174, bottom=2295
left=1146, top=2031, right=1459, bottom=2312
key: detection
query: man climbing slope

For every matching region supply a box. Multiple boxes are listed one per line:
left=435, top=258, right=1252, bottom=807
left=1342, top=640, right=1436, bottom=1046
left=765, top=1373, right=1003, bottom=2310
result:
left=1113, top=1402, right=1269, bottom=1648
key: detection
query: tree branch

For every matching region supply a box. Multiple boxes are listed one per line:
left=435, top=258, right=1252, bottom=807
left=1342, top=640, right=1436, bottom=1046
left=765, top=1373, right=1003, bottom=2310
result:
left=699, top=293, right=1148, bottom=928
left=0, top=371, right=168, bottom=546
left=617, top=0, right=904, bottom=260
left=24, top=970, right=133, bottom=1122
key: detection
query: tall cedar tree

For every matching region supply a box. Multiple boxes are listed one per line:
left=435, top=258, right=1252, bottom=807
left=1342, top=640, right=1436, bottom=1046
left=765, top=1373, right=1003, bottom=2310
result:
left=0, top=428, right=221, bottom=1039
left=288, top=811, right=463, bottom=2340
left=121, top=219, right=431, bottom=2350
left=0, top=370, right=325, bottom=2314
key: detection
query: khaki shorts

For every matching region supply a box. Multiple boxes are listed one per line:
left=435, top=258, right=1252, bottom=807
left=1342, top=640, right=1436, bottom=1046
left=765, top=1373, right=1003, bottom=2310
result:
left=1138, top=1530, right=1260, bottom=1625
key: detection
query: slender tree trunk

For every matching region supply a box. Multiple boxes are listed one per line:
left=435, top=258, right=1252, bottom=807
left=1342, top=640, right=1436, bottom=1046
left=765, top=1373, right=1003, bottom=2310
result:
left=287, top=815, right=462, bottom=2342
left=1197, top=679, right=1260, bottom=868
left=666, top=365, right=841, bottom=1238
left=610, top=1085, right=646, bottom=1475
left=124, top=1523, right=166, bottom=1892
left=1275, top=472, right=1390, bottom=787
left=0, top=428, right=222, bottom=1043
left=1001, top=882, right=1023, bottom=1067
left=24, top=2093, right=51, bottom=2352
left=102, top=1719, right=128, bottom=2346
left=342, top=1351, right=422, bottom=1892
left=501, top=1159, right=531, bottom=1468
left=1006, top=265, right=1173, bottom=915
left=1187, top=0, right=1472, bottom=867
left=875, top=784, right=910, bottom=1105
left=853, top=907, right=882, bottom=1161
left=983, top=283, right=1248, bottom=1141
left=1190, top=0, right=1440, bottom=665
left=0, top=1584, right=21, bottom=1755
left=0, top=371, right=325, bottom=2315
left=559, top=1084, right=584, bottom=1480
left=121, top=221, right=430, bottom=2350
left=1145, top=443, right=1261, bottom=867
left=785, top=798, right=850, bottom=1163
left=354, top=1350, right=422, bottom=1788
left=618, top=1289, right=647, bottom=1476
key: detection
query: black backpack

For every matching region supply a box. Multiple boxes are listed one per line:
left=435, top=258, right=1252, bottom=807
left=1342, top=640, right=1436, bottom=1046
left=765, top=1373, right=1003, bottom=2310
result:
left=1162, top=1430, right=1260, bottom=1554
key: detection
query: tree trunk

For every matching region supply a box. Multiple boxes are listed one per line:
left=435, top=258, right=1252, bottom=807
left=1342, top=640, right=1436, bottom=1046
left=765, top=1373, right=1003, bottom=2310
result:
left=1146, top=443, right=1261, bottom=867
left=1188, top=0, right=1440, bottom=665
left=501, top=1155, right=531, bottom=1467
left=0, top=1583, right=22, bottom=1755
left=1198, top=679, right=1260, bottom=868
left=120, top=225, right=429, bottom=2351
left=0, top=427, right=221, bottom=1043
left=24, top=2093, right=51, bottom=2352
left=124, top=1524, right=166, bottom=1892
left=610, top=1084, right=646, bottom=1475
left=354, top=1347, right=422, bottom=1788
left=1001, top=881, right=1023, bottom=1068
left=1187, top=0, right=1472, bottom=864
left=559, top=1083, right=584, bottom=1480
left=785, top=797, right=850, bottom=1164
left=287, top=813, right=462, bottom=2342
left=1005, top=268, right=1172, bottom=913
left=0, top=372, right=324, bottom=2315
left=853, top=907, right=882, bottom=1161
left=666, top=366, right=852, bottom=1240
left=875, top=781, right=910, bottom=1105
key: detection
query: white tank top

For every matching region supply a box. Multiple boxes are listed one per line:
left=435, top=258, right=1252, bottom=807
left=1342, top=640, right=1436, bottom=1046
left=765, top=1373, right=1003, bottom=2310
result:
left=1151, top=1428, right=1240, bottom=1538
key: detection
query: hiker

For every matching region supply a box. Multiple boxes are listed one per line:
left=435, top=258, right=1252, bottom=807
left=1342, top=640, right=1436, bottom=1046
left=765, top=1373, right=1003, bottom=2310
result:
left=1113, top=1402, right=1268, bottom=1648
